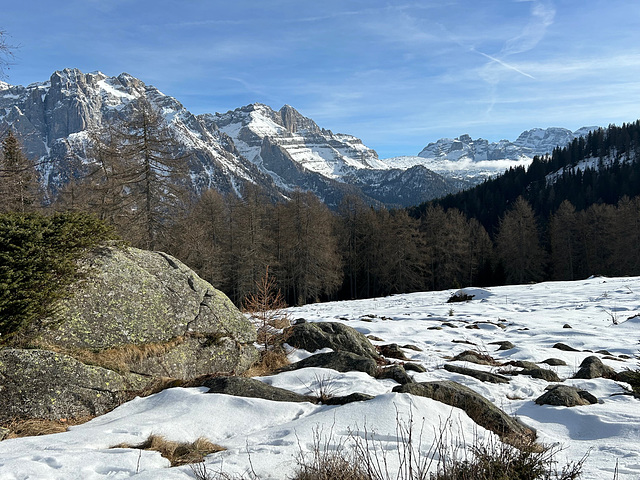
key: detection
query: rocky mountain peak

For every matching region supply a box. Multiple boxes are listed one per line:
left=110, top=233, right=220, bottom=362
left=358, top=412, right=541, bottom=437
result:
left=278, top=104, right=320, bottom=134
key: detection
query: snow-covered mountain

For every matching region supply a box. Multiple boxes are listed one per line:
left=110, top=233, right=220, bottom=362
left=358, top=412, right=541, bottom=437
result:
left=0, top=69, right=460, bottom=208
left=204, top=103, right=460, bottom=207
left=381, top=127, right=598, bottom=184
left=0, top=69, right=602, bottom=208
left=0, top=69, right=285, bottom=201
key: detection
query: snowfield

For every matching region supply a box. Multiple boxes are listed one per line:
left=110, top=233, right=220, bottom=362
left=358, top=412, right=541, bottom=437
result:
left=1, top=276, right=640, bottom=479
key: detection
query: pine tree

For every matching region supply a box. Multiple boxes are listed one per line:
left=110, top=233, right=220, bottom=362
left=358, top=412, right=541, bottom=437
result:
left=549, top=200, right=580, bottom=280
left=275, top=190, right=342, bottom=305
left=0, top=130, right=40, bottom=213
left=82, top=97, right=190, bottom=249
left=495, top=197, right=547, bottom=284
left=372, top=208, right=425, bottom=295
left=164, top=189, right=228, bottom=289
left=337, top=195, right=378, bottom=299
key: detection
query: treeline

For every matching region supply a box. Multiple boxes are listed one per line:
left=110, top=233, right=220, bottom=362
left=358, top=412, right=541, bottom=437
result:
left=3, top=108, right=640, bottom=307
left=420, top=121, right=640, bottom=233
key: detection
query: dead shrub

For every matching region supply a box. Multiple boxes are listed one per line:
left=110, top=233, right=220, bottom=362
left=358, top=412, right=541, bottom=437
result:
left=292, top=411, right=586, bottom=480
left=242, top=349, right=290, bottom=377
left=432, top=435, right=586, bottom=480
left=243, top=267, right=292, bottom=374
left=30, top=337, right=187, bottom=374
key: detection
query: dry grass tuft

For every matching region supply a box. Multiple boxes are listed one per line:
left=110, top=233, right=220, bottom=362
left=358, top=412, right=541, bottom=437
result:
left=2, top=416, right=93, bottom=440
left=70, top=338, right=186, bottom=373
left=113, top=434, right=225, bottom=467
left=29, top=336, right=187, bottom=374
left=243, top=349, right=290, bottom=377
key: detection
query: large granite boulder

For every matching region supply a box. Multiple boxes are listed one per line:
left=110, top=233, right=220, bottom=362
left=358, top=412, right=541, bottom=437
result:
left=0, top=349, right=150, bottom=423
left=1, top=246, right=258, bottom=423
left=32, top=246, right=258, bottom=378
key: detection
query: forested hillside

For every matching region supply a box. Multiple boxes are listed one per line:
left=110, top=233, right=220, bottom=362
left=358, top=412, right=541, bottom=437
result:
left=2, top=121, right=640, bottom=306
left=420, top=121, right=640, bottom=231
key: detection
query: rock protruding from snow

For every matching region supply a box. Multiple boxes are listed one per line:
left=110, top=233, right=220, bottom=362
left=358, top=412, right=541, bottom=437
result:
left=32, top=246, right=259, bottom=379
left=393, top=380, right=535, bottom=443
left=285, top=322, right=380, bottom=360
left=0, top=349, right=151, bottom=423
left=201, top=376, right=315, bottom=403
left=572, top=356, right=617, bottom=380
left=535, top=385, right=598, bottom=407
left=279, top=352, right=378, bottom=376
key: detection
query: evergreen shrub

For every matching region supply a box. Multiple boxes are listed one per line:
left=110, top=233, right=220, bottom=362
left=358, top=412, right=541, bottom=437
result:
left=0, top=212, right=117, bottom=342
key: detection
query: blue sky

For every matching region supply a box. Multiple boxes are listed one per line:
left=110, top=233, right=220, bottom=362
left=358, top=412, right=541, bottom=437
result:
left=2, top=0, right=640, bottom=158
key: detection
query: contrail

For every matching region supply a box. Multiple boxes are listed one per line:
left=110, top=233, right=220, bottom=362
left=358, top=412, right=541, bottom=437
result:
left=475, top=50, right=536, bottom=79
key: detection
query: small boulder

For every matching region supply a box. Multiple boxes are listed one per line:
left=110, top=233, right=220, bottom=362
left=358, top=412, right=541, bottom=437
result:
left=506, top=362, right=561, bottom=382
left=452, top=350, right=500, bottom=366
left=535, top=385, right=598, bottom=407
left=553, top=343, right=580, bottom=352
left=278, top=352, right=378, bottom=377
left=402, top=344, right=423, bottom=352
left=490, top=341, right=515, bottom=351
left=377, top=344, right=409, bottom=360
left=322, top=393, right=375, bottom=405
left=444, top=364, right=510, bottom=384
left=404, top=363, right=427, bottom=373
left=573, top=356, right=617, bottom=379
left=377, top=365, right=414, bottom=385
left=518, top=367, right=562, bottom=382
left=541, top=358, right=567, bottom=366
left=201, top=376, right=314, bottom=403
left=285, top=322, right=379, bottom=360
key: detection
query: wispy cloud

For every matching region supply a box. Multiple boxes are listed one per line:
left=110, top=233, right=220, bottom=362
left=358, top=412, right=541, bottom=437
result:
left=503, top=0, right=556, bottom=55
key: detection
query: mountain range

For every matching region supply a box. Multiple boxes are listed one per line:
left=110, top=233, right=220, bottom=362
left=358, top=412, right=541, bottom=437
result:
left=0, top=69, right=597, bottom=208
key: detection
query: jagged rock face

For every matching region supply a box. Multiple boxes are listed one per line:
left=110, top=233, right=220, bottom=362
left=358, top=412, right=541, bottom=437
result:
left=0, top=69, right=280, bottom=199
left=205, top=103, right=460, bottom=206
left=0, top=69, right=467, bottom=208
left=210, top=103, right=382, bottom=177
left=34, top=246, right=259, bottom=378
left=417, top=127, right=592, bottom=162
left=0, top=68, right=599, bottom=208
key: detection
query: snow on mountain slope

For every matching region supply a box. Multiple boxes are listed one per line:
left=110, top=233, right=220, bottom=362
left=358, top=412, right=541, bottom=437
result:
left=0, top=69, right=605, bottom=207
left=0, top=69, right=280, bottom=198
left=208, top=103, right=386, bottom=180
left=382, top=127, right=599, bottom=185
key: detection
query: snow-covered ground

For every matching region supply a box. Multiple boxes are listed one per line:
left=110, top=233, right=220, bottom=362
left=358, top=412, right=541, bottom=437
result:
left=1, top=276, right=640, bottom=479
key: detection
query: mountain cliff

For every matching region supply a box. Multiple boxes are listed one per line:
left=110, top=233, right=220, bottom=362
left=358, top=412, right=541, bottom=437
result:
left=0, top=69, right=599, bottom=208
left=0, top=69, right=460, bottom=208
